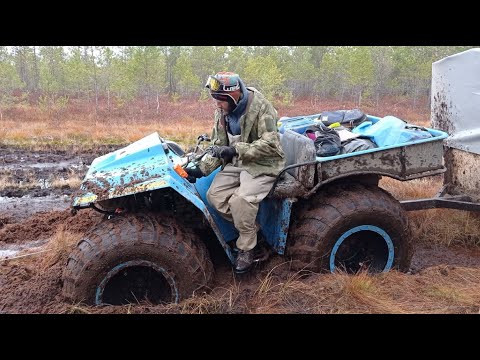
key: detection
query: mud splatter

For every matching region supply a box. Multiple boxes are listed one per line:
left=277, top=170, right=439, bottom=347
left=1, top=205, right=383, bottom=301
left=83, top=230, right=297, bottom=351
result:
left=432, top=91, right=455, bottom=135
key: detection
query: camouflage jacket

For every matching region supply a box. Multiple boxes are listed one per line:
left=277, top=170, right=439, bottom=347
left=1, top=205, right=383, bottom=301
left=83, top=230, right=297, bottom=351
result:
left=199, top=87, right=285, bottom=178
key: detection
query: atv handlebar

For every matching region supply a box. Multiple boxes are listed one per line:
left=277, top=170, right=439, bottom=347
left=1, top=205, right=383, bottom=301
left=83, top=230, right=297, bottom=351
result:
left=176, top=135, right=216, bottom=172
left=197, top=134, right=211, bottom=143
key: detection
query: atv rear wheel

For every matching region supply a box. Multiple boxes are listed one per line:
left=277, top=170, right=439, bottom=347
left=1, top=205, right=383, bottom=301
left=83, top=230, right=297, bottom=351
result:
left=62, top=212, right=213, bottom=305
left=287, top=183, right=413, bottom=274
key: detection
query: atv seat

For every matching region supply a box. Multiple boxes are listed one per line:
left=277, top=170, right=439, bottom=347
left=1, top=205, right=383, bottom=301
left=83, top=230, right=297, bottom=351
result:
left=270, top=129, right=317, bottom=198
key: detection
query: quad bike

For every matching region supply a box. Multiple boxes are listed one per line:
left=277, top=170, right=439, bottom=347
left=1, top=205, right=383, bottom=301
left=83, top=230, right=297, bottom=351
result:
left=62, top=118, right=447, bottom=306
left=62, top=48, right=480, bottom=306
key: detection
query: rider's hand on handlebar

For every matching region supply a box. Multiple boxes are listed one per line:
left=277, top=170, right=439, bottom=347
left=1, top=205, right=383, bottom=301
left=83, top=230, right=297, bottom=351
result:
left=211, top=146, right=237, bottom=163
left=185, top=167, right=204, bottom=183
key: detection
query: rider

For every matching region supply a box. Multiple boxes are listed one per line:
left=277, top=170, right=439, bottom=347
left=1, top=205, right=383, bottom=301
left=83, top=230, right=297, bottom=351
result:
left=186, top=72, right=285, bottom=273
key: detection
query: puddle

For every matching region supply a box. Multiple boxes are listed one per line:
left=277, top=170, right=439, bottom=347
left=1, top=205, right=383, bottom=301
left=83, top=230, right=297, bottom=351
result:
left=0, top=195, right=71, bottom=221
left=0, top=194, right=71, bottom=205
left=0, top=250, right=18, bottom=259
left=1, top=159, right=87, bottom=171
left=0, top=239, right=48, bottom=260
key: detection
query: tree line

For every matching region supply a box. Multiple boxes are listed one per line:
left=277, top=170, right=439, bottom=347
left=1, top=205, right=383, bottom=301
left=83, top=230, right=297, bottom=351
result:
left=0, top=46, right=474, bottom=113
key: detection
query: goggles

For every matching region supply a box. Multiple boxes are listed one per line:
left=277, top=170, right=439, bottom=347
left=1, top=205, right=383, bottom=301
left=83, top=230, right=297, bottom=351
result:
left=205, top=75, right=240, bottom=92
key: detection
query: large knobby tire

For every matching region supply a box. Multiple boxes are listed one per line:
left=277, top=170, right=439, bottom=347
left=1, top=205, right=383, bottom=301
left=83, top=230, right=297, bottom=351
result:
left=62, top=212, right=214, bottom=305
left=287, top=183, right=413, bottom=274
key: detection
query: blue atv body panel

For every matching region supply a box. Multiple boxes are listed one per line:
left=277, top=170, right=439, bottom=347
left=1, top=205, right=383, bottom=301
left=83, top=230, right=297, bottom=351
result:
left=73, top=132, right=293, bottom=264
left=73, top=133, right=179, bottom=206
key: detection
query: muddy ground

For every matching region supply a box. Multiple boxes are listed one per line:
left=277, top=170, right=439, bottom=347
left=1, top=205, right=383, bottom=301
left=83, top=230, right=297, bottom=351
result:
left=1, top=146, right=480, bottom=314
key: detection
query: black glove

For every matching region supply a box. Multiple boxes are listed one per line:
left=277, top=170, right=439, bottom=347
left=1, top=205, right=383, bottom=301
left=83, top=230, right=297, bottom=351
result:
left=211, top=146, right=237, bottom=163
left=185, top=167, right=204, bottom=183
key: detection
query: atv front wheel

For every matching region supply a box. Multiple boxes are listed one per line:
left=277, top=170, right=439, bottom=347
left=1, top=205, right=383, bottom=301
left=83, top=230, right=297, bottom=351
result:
left=62, top=212, right=213, bottom=305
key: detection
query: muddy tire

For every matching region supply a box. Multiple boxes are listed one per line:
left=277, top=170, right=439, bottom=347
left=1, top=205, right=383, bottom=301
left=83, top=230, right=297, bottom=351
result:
left=287, top=183, right=413, bottom=273
left=62, top=212, right=214, bottom=305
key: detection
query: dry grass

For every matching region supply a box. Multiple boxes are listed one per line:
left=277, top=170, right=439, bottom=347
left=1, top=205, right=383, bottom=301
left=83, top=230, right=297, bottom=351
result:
left=0, top=175, right=34, bottom=189
left=0, top=172, right=83, bottom=192
left=380, top=176, right=442, bottom=201
left=0, top=97, right=216, bottom=149
left=65, top=304, right=93, bottom=314
left=0, top=96, right=431, bottom=149
left=409, top=209, right=480, bottom=247
left=164, top=287, right=243, bottom=314
left=66, top=265, right=480, bottom=314
left=0, top=117, right=212, bottom=149
left=380, top=177, right=480, bottom=247
left=0, top=170, right=48, bottom=190
left=204, top=267, right=479, bottom=314
left=40, top=224, right=82, bottom=269
left=49, top=175, right=82, bottom=189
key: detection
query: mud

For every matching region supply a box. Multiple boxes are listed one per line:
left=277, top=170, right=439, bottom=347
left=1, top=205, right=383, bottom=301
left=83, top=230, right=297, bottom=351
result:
left=1, top=225, right=478, bottom=314
left=0, top=145, right=108, bottom=313
left=0, top=145, right=113, bottom=251
left=0, top=208, right=103, bottom=245
left=0, top=145, right=122, bottom=198
left=432, top=91, right=456, bottom=135
left=0, top=195, right=71, bottom=221
left=0, top=261, right=68, bottom=314
left=443, top=148, right=480, bottom=202
left=0, top=144, right=122, bottom=165
left=410, top=244, right=480, bottom=272
left=1, top=146, right=480, bottom=313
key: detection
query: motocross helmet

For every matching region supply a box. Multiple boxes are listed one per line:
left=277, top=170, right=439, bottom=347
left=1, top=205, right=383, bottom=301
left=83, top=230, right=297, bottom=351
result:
left=205, top=72, right=242, bottom=105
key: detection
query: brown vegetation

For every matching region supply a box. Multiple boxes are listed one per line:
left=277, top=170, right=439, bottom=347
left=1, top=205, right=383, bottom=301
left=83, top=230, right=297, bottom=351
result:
left=381, top=177, right=480, bottom=247
left=0, top=96, right=431, bottom=149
